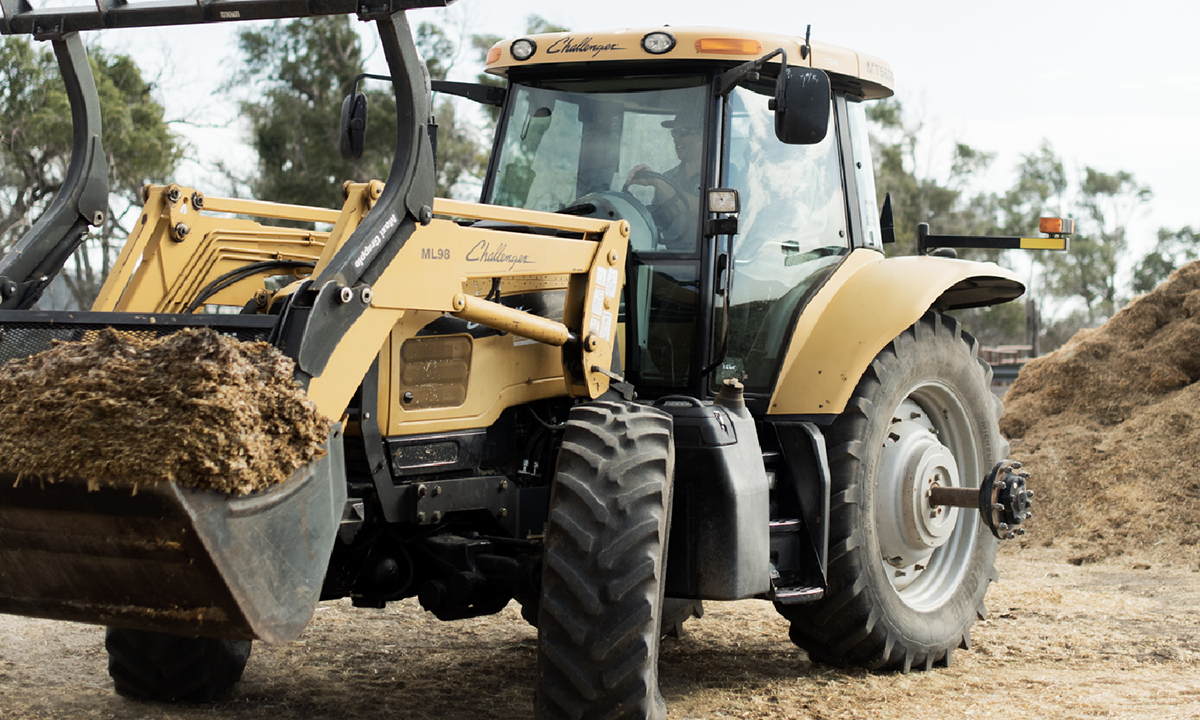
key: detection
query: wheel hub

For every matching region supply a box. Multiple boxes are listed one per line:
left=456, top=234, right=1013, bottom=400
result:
left=878, top=412, right=961, bottom=571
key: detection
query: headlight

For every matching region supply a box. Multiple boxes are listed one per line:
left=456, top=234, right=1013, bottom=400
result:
left=641, top=31, right=676, bottom=54
left=510, top=38, right=537, bottom=61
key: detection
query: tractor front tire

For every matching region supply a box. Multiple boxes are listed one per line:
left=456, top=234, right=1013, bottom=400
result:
left=106, top=627, right=251, bottom=702
left=779, top=312, right=1004, bottom=672
left=535, top=401, right=674, bottom=720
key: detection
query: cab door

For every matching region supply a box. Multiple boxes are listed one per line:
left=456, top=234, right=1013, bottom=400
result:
left=713, top=82, right=852, bottom=397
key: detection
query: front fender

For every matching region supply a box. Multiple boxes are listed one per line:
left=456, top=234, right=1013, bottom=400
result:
left=767, top=249, right=1023, bottom=417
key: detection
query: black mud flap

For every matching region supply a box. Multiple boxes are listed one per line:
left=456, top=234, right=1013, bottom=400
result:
left=0, top=427, right=345, bottom=644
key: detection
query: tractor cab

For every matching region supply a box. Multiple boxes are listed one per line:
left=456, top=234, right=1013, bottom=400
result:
left=482, top=28, right=894, bottom=403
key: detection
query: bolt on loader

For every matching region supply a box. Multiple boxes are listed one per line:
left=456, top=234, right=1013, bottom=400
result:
left=0, top=1, right=1062, bottom=717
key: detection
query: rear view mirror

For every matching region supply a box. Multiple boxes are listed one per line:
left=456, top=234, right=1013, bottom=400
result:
left=772, top=67, right=830, bottom=145
left=338, top=92, right=368, bottom=161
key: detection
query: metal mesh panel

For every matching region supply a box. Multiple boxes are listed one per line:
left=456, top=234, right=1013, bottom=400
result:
left=0, top=313, right=276, bottom=367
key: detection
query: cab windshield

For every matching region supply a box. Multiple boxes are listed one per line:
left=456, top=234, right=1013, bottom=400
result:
left=485, top=75, right=709, bottom=254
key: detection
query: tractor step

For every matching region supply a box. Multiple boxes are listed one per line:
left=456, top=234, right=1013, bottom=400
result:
left=773, top=586, right=825, bottom=605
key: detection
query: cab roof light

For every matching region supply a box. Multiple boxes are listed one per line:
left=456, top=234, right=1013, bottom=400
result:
left=1039, top=217, right=1074, bottom=237
left=486, top=45, right=502, bottom=64
left=511, top=38, right=537, bottom=61
left=642, top=31, right=676, bottom=54
left=695, top=37, right=763, bottom=55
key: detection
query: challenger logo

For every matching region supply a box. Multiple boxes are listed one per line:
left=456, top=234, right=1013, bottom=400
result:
left=546, top=36, right=624, bottom=58
left=466, top=239, right=534, bottom=270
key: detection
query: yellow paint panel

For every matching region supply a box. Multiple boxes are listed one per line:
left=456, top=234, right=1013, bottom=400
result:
left=485, top=27, right=894, bottom=99
left=1019, top=237, right=1068, bottom=250
left=305, top=309, right=405, bottom=419
left=93, top=185, right=328, bottom=313
left=769, top=250, right=1023, bottom=416
left=381, top=311, right=571, bottom=436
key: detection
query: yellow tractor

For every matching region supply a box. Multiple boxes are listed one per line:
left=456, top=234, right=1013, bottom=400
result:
left=0, top=1, right=1061, bottom=718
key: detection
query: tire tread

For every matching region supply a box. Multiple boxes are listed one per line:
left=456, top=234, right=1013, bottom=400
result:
left=536, top=401, right=673, bottom=720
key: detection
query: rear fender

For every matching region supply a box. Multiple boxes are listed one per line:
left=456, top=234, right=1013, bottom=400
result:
left=767, top=249, right=1023, bottom=417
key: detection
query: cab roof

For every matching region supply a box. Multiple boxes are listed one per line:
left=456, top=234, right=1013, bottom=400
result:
left=485, top=26, right=894, bottom=101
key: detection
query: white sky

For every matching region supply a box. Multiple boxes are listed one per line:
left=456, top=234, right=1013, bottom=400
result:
left=96, top=0, right=1198, bottom=269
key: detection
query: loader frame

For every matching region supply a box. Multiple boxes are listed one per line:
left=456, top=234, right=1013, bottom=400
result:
left=0, top=0, right=627, bottom=420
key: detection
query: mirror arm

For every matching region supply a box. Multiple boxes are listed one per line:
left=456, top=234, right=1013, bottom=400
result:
left=352, top=72, right=391, bottom=96
left=351, top=74, right=504, bottom=107
left=716, top=47, right=786, bottom=98
left=431, top=80, right=505, bottom=107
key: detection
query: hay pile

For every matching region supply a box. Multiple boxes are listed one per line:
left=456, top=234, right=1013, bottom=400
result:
left=0, top=328, right=331, bottom=495
left=1001, top=262, right=1200, bottom=562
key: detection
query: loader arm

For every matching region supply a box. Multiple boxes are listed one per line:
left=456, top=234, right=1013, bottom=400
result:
left=0, top=0, right=446, bottom=368
left=0, top=0, right=627, bottom=420
left=0, top=32, right=107, bottom=309
left=293, top=192, right=630, bottom=415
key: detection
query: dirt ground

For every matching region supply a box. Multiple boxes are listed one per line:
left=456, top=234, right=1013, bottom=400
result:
left=2, top=543, right=1198, bottom=720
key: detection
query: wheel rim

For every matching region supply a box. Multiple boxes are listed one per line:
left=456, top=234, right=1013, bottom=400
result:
left=876, top=381, right=981, bottom=612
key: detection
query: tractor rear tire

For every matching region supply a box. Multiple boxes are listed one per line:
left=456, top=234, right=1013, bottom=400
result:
left=105, top=627, right=251, bottom=702
left=778, top=312, right=1004, bottom=672
left=535, top=400, right=674, bottom=720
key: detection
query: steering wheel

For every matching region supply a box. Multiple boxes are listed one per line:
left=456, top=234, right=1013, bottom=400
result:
left=560, top=191, right=660, bottom=251
left=622, top=168, right=691, bottom=206
left=622, top=169, right=695, bottom=249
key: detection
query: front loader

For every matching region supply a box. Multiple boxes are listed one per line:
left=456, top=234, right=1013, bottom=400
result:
left=0, top=2, right=1055, bottom=717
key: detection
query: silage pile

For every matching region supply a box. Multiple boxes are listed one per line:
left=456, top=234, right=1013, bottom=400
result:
left=1001, top=262, right=1200, bottom=562
left=0, top=328, right=331, bottom=495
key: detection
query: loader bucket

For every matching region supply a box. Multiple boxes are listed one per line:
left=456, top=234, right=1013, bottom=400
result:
left=0, top=428, right=345, bottom=644
left=0, top=311, right=347, bottom=645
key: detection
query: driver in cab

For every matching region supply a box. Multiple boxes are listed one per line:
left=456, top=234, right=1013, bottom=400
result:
left=624, top=113, right=704, bottom=250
